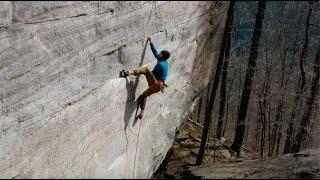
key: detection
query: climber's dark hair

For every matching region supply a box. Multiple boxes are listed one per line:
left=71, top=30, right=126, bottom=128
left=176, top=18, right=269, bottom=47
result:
left=160, top=50, right=170, bottom=60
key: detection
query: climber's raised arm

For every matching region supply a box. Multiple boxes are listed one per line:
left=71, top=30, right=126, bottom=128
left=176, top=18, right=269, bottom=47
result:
left=147, top=36, right=160, bottom=60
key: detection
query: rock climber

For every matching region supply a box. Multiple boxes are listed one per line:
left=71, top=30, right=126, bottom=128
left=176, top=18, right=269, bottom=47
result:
left=120, top=36, right=170, bottom=119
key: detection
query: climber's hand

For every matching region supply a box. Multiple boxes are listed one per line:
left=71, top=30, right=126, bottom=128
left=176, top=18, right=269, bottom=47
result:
left=147, top=36, right=152, bottom=42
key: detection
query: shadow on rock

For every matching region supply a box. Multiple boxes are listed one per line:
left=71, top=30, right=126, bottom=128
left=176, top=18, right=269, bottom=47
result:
left=123, top=77, right=139, bottom=131
left=123, top=40, right=148, bottom=131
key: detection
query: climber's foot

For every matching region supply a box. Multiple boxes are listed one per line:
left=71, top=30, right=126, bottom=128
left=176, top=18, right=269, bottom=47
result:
left=120, top=69, right=129, bottom=78
left=137, top=109, right=144, bottom=119
left=137, top=114, right=143, bottom=119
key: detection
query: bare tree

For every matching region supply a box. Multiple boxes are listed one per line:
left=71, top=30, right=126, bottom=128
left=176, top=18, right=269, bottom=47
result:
left=196, top=1, right=235, bottom=165
left=291, top=48, right=320, bottom=153
left=216, top=3, right=234, bottom=141
left=283, top=1, right=313, bottom=154
left=230, top=1, right=266, bottom=156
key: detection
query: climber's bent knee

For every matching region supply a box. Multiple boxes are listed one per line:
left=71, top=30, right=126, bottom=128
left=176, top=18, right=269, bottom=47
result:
left=133, top=66, right=150, bottom=76
left=144, top=67, right=150, bottom=73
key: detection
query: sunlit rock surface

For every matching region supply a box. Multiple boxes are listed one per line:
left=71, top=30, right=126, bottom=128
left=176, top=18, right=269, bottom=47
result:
left=0, top=1, right=227, bottom=178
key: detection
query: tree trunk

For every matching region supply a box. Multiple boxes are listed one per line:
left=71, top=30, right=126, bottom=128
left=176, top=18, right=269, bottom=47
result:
left=222, top=92, right=230, bottom=137
left=280, top=31, right=299, bottom=154
left=216, top=5, right=234, bottom=140
left=291, top=48, right=320, bottom=153
left=196, top=1, right=235, bottom=165
left=258, top=95, right=267, bottom=159
left=275, top=124, right=282, bottom=156
left=271, top=46, right=289, bottom=156
left=197, top=96, right=203, bottom=123
left=283, top=2, right=312, bottom=154
left=255, top=108, right=262, bottom=153
left=230, top=1, right=266, bottom=156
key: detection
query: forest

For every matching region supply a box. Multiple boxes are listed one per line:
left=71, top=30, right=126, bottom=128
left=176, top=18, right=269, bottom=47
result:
left=198, top=0, right=319, bottom=160
left=155, top=1, right=319, bottom=178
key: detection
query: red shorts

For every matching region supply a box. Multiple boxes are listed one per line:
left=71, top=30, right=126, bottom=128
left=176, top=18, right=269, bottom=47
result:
left=133, top=66, right=164, bottom=109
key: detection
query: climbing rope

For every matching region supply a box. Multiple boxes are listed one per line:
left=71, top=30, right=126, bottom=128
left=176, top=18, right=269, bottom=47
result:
left=132, top=1, right=156, bottom=177
left=132, top=117, right=143, bottom=177
left=132, top=2, right=157, bottom=177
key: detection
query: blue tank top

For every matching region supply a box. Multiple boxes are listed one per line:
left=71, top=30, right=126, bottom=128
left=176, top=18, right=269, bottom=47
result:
left=150, top=42, right=169, bottom=82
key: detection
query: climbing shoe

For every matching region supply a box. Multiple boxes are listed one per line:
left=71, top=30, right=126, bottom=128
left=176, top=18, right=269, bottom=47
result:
left=120, top=69, right=129, bottom=77
left=137, top=114, right=143, bottom=119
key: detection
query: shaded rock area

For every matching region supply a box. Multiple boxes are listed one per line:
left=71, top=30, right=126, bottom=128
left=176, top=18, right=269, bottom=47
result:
left=153, top=120, right=320, bottom=179
left=0, top=1, right=228, bottom=178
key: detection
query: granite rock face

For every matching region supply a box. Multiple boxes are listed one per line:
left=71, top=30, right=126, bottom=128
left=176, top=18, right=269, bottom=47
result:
left=0, top=1, right=227, bottom=178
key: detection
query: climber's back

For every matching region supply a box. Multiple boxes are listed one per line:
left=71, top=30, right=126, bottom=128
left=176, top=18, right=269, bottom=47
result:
left=149, top=38, right=170, bottom=82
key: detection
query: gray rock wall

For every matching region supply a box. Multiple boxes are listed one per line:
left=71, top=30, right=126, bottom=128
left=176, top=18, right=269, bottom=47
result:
left=0, top=1, right=227, bottom=178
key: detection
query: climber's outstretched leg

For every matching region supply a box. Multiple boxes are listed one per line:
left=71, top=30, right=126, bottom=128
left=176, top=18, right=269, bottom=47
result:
left=120, top=67, right=156, bottom=84
left=120, top=67, right=157, bottom=86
